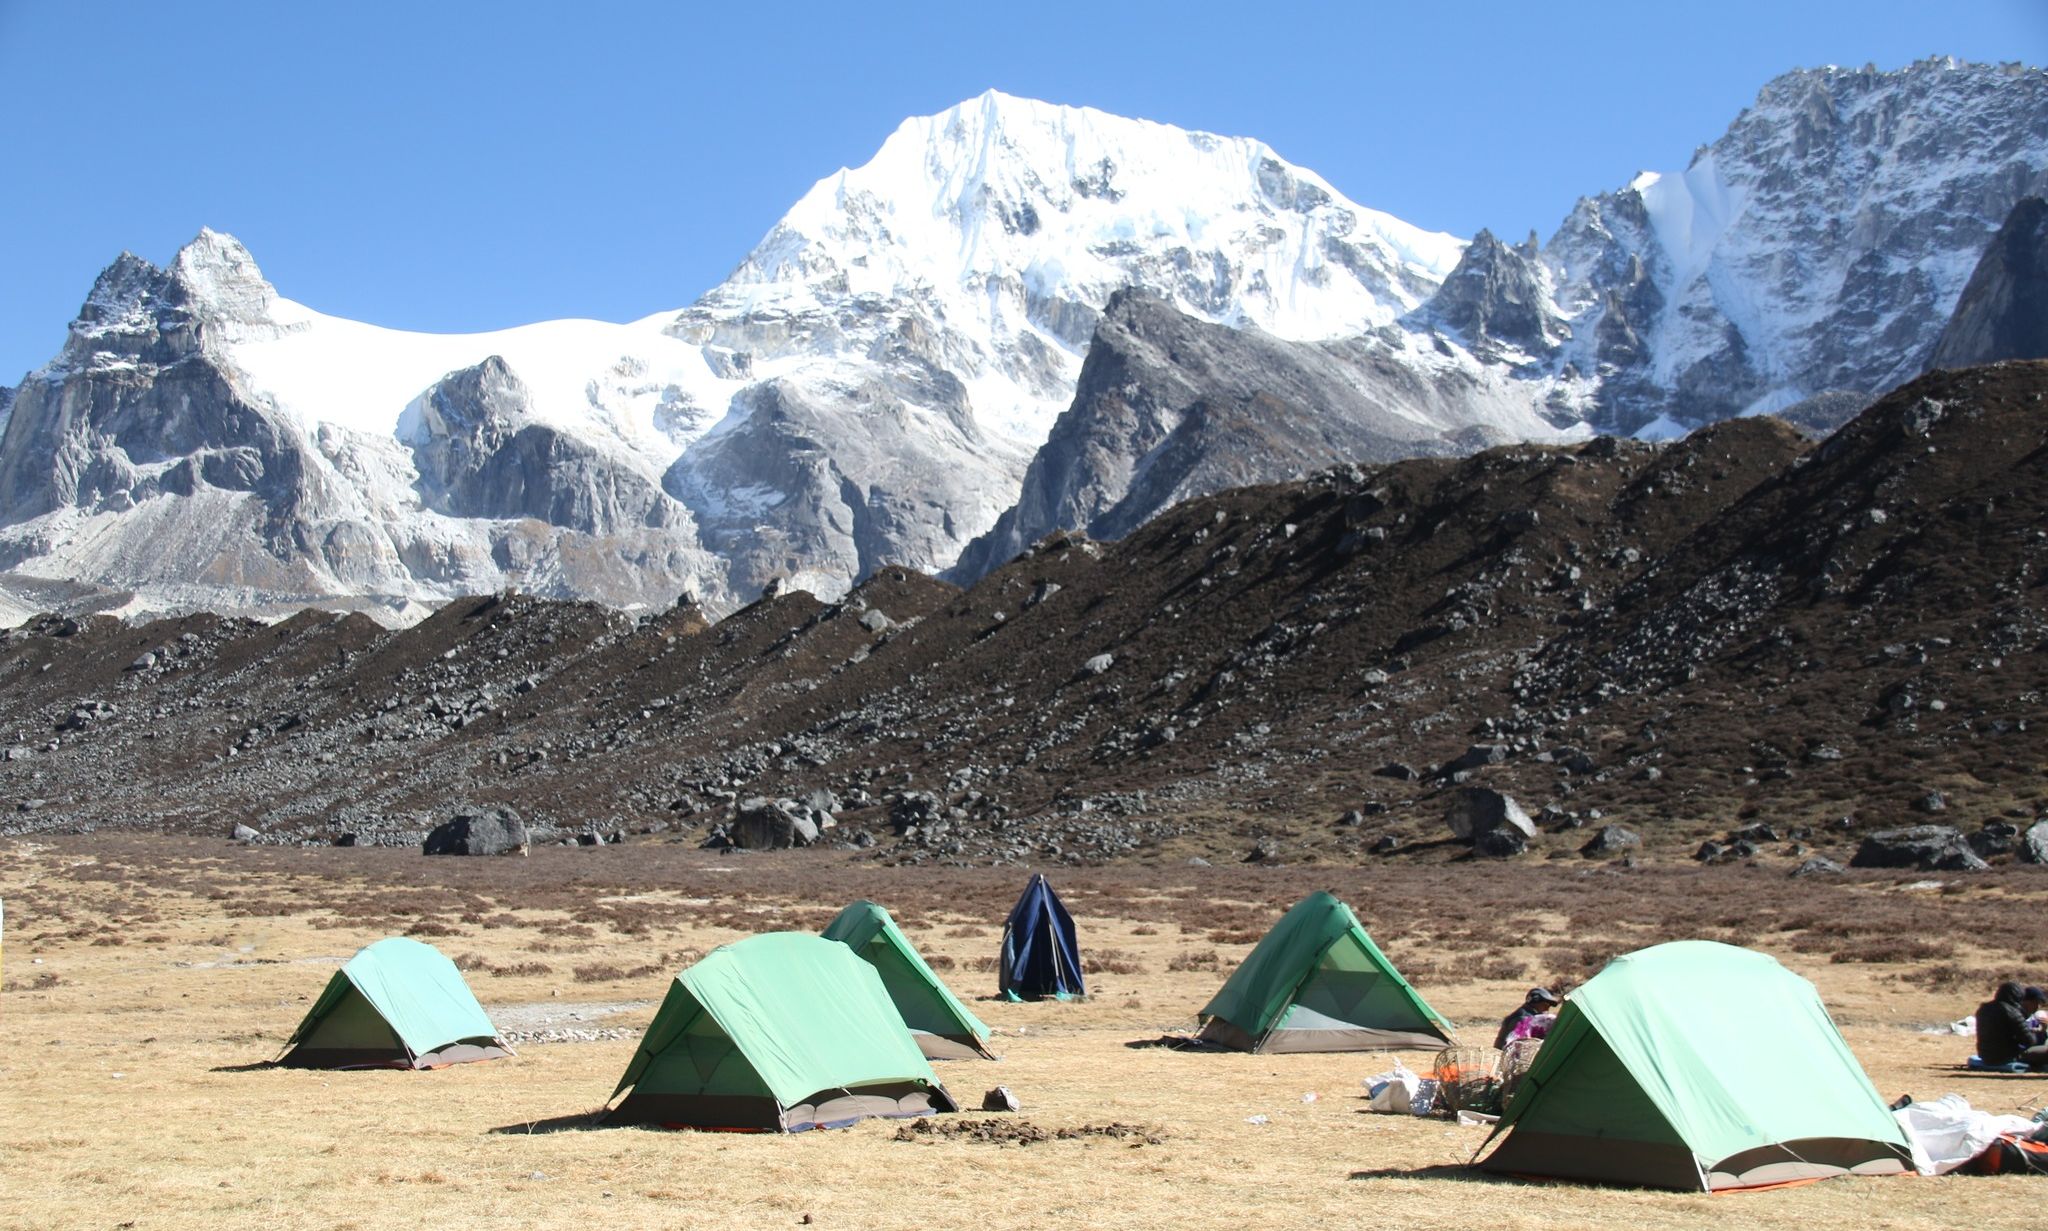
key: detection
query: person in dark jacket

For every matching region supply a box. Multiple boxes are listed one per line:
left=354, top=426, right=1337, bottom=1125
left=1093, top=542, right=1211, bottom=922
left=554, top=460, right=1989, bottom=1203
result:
left=1974, top=982, right=2048, bottom=1069
left=1495, top=987, right=1561, bottom=1050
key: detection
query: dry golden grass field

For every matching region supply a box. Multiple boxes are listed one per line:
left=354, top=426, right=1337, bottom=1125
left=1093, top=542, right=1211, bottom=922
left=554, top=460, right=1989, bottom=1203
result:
left=2, top=836, right=2045, bottom=1231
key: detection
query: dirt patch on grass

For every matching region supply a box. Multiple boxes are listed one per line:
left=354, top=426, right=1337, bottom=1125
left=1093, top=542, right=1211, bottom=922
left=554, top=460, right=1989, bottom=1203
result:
left=893, top=1118, right=1167, bottom=1147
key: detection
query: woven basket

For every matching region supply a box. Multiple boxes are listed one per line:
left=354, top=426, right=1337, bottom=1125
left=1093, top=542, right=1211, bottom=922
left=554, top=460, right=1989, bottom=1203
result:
left=1432, top=1045, right=1503, bottom=1116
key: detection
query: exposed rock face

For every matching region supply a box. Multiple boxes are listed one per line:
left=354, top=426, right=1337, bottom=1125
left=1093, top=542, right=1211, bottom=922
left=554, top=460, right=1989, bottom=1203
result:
left=663, top=377, right=1016, bottom=599
left=422, top=806, right=529, bottom=856
left=1426, top=229, right=1564, bottom=359
left=949, top=289, right=1550, bottom=580
left=0, top=244, right=297, bottom=527
left=0, top=91, right=1468, bottom=623
left=1929, top=197, right=2048, bottom=370
left=407, top=356, right=680, bottom=534
left=1541, top=59, right=2048, bottom=435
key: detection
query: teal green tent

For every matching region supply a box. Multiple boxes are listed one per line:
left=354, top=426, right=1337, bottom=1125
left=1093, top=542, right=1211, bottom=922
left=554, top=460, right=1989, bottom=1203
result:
left=823, top=900, right=994, bottom=1060
left=280, top=937, right=510, bottom=1069
left=607, top=933, right=958, bottom=1131
left=1477, top=941, right=1912, bottom=1190
left=1198, top=892, right=1453, bottom=1052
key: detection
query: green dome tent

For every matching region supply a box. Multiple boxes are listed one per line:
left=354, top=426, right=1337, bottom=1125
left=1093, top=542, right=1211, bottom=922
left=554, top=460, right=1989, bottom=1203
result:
left=823, top=900, right=995, bottom=1060
left=1197, top=891, right=1454, bottom=1052
left=606, top=933, right=959, bottom=1132
left=279, top=937, right=511, bottom=1069
left=1476, top=941, right=1912, bottom=1191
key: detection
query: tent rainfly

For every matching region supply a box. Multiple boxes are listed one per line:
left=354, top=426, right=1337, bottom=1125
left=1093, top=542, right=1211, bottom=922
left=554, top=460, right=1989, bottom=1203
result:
left=1476, top=941, right=1913, bottom=1191
left=606, top=933, right=959, bottom=1131
left=1000, top=873, right=1083, bottom=1001
left=279, top=937, right=511, bottom=1069
left=1197, top=891, right=1455, bottom=1052
left=823, top=900, right=995, bottom=1060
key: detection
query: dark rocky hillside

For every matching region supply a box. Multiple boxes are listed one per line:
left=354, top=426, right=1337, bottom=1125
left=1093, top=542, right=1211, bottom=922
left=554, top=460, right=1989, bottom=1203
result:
left=1, top=363, right=2044, bottom=873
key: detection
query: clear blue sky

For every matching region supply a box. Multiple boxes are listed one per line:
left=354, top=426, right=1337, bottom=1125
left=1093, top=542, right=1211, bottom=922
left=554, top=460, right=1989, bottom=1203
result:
left=0, top=1, right=2039, bottom=383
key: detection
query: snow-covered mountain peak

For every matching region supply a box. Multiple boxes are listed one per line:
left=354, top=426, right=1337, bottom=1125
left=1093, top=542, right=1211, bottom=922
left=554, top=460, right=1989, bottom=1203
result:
left=705, top=91, right=1463, bottom=345
left=168, top=227, right=281, bottom=325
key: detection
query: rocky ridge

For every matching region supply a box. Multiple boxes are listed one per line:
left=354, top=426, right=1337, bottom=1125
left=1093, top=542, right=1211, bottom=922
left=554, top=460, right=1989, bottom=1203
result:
left=2, top=362, right=2043, bottom=873
left=948, top=288, right=1543, bottom=579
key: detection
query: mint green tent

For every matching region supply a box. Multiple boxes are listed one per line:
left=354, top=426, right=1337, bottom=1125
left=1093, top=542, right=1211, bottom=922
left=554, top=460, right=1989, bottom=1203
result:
left=607, top=933, right=958, bottom=1131
left=279, top=937, right=511, bottom=1069
left=1198, top=891, right=1453, bottom=1052
left=823, top=900, right=994, bottom=1060
left=1477, top=941, right=1912, bottom=1190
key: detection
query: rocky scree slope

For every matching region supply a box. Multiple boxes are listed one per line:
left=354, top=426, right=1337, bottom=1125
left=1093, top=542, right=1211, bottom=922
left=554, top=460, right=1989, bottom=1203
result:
left=2, top=362, right=2045, bottom=870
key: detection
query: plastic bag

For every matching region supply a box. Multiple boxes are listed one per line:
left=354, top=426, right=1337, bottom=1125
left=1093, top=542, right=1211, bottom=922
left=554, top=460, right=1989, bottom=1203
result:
left=1894, top=1093, right=2040, bottom=1175
left=1364, top=1062, right=1420, bottom=1113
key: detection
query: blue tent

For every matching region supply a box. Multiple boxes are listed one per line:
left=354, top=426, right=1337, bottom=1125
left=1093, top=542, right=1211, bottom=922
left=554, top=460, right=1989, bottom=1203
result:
left=1000, top=873, right=1084, bottom=1000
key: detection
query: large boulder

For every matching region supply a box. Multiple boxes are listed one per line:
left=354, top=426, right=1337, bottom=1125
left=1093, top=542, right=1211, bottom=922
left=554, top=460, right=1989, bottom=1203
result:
left=889, top=790, right=943, bottom=834
left=1441, top=743, right=1510, bottom=777
left=1444, top=788, right=1536, bottom=843
left=1579, top=824, right=1640, bottom=858
left=1849, top=824, right=1988, bottom=872
left=1968, top=823, right=2019, bottom=860
left=1474, top=826, right=1530, bottom=858
left=800, top=786, right=841, bottom=831
left=730, top=797, right=818, bottom=849
left=2021, top=820, right=2048, bottom=865
left=423, top=806, right=528, bottom=856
